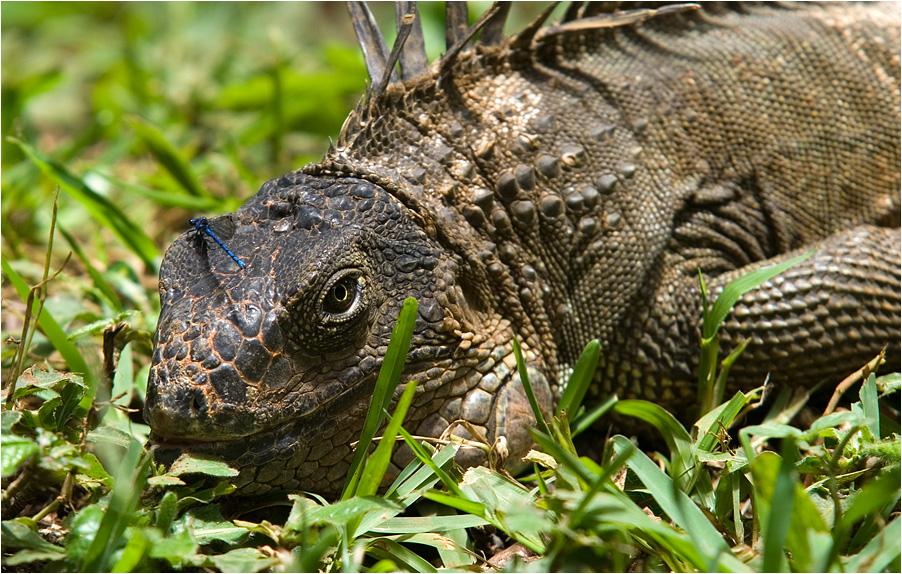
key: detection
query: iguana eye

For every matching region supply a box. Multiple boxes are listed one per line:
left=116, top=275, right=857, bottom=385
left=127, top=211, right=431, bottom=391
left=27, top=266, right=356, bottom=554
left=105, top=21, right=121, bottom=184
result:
left=321, top=270, right=364, bottom=321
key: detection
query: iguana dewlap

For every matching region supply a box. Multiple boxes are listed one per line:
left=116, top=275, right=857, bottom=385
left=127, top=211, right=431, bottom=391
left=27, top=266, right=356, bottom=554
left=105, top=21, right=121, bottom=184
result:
left=145, top=2, right=901, bottom=496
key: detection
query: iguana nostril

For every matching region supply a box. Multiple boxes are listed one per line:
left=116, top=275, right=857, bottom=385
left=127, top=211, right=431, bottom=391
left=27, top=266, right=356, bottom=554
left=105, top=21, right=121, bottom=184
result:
left=188, top=391, right=201, bottom=417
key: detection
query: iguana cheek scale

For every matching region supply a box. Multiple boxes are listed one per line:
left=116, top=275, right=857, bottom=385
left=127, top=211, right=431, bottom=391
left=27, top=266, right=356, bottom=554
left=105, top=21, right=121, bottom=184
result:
left=144, top=2, right=901, bottom=496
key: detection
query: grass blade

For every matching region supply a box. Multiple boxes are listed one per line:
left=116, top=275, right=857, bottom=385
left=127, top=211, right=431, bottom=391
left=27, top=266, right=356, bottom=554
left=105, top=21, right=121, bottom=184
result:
left=57, top=225, right=122, bottom=311
left=860, top=373, right=880, bottom=439
left=840, top=465, right=900, bottom=528
left=845, top=516, right=901, bottom=573
left=759, top=441, right=799, bottom=573
left=369, top=514, right=488, bottom=534
left=421, top=490, right=488, bottom=521
left=612, top=400, right=699, bottom=493
left=342, top=298, right=418, bottom=499
left=2, top=258, right=99, bottom=408
left=79, top=439, right=152, bottom=572
left=355, top=380, right=418, bottom=498
left=695, top=390, right=755, bottom=453
left=125, top=115, right=210, bottom=198
left=396, top=427, right=465, bottom=499
left=367, top=538, right=437, bottom=573
left=93, top=172, right=230, bottom=211
left=610, top=435, right=736, bottom=570
left=704, top=250, right=813, bottom=339
left=558, top=339, right=599, bottom=417
left=572, top=393, right=617, bottom=436
left=511, top=335, right=551, bottom=437
left=12, top=138, right=160, bottom=269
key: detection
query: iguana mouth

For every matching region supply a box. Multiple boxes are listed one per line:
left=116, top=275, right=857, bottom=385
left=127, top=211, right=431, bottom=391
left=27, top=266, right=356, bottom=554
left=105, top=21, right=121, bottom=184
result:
left=146, top=356, right=382, bottom=442
left=148, top=370, right=381, bottom=477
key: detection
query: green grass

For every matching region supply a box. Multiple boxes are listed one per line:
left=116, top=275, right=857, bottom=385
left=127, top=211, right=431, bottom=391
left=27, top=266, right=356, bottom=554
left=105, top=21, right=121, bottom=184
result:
left=2, top=3, right=900, bottom=572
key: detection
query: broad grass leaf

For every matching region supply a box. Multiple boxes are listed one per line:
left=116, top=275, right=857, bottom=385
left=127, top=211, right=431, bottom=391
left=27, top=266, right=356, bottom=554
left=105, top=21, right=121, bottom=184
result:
left=877, top=372, right=901, bottom=396
left=287, top=496, right=398, bottom=530
left=418, top=503, right=477, bottom=568
left=79, top=440, right=151, bottom=572
left=370, top=514, right=488, bottom=534
left=175, top=482, right=236, bottom=509
left=2, top=410, right=22, bottom=432
left=63, top=504, right=105, bottom=567
left=180, top=505, right=249, bottom=545
left=147, top=528, right=198, bottom=567
left=109, top=527, right=150, bottom=572
left=209, top=548, right=279, bottom=573
left=3, top=547, right=66, bottom=567
left=87, top=425, right=141, bottom=450
left=1, top=436, right=38, bottom=478
left=1, top=520, right=64, bottom=553
left=459, top=466, right=548, bottom=553
left=167, top=454, right=239, bottom=477
left=75, top=453, right=113, bottom=490
left=738, top=423, right=803, bottom=462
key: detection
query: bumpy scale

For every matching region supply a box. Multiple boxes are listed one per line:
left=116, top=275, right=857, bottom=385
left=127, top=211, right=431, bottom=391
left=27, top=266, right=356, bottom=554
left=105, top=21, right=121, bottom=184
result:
left=145, top=3, right=901, bottom=496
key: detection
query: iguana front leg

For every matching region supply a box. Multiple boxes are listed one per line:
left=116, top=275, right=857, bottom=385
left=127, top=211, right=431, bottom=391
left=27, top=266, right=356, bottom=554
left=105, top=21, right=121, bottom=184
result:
left=630, top=225, right=900, bottom=408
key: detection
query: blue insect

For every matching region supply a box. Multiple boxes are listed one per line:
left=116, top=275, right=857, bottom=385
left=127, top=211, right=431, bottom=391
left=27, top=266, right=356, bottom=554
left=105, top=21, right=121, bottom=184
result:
left=190, top=216, right=246, bottom=268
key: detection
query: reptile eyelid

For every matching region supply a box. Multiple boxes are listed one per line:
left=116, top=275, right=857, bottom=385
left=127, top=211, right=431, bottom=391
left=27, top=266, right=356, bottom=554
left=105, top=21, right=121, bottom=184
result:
left=319, top=269, right=366, bottom=324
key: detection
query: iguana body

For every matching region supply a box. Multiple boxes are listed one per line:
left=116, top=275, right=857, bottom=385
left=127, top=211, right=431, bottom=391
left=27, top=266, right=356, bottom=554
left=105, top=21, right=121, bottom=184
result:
left=145, top=2, right=901, bottom=496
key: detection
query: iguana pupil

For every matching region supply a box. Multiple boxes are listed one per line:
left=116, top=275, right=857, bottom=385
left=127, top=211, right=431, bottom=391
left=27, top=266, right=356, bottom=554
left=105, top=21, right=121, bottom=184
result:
left=325, top=279, right=355, bottom=313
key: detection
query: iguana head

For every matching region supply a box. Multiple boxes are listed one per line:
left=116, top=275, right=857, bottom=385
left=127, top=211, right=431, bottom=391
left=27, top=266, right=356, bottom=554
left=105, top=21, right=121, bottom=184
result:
left=145, top=173, right=551, bottom=495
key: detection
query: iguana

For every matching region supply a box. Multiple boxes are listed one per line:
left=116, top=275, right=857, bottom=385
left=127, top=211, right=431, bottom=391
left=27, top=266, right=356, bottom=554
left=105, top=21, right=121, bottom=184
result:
left=145, top=2, right=901, bottom=496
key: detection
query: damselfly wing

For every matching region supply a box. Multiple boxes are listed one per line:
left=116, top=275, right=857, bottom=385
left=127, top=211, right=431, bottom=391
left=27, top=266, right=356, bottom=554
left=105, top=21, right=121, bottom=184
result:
left=190, top=216, right=246, bottom=268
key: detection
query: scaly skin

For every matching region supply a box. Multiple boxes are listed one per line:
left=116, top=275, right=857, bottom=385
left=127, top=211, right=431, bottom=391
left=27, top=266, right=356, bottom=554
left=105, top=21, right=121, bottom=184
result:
left=145, top=3, right=901, bottom=496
